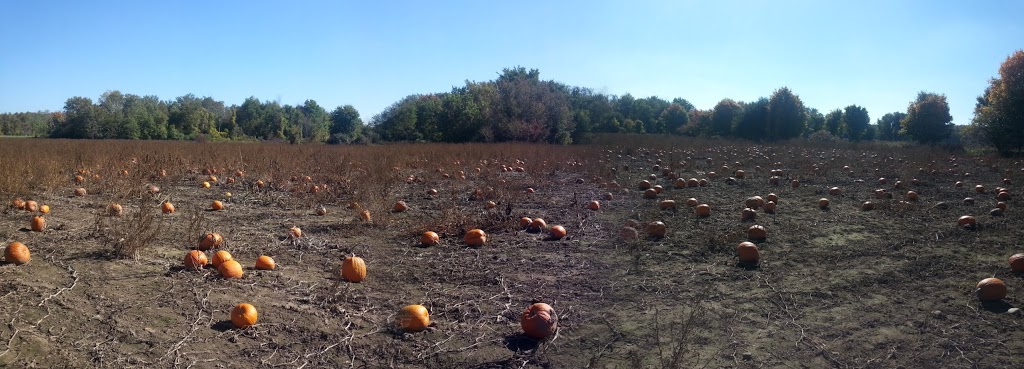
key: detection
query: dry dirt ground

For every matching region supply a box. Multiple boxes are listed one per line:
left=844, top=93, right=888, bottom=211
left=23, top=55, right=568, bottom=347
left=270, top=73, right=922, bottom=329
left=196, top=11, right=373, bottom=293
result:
left=0, top=138, right=1022, bottom=368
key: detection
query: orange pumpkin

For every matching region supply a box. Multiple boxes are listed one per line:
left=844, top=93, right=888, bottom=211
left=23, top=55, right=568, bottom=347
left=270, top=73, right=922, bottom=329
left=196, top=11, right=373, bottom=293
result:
left=528, top=218, right=547, bottom=233
left=521, top=303, right=557, bottom=339
left=30, top=216, right=45, bottom=232
left=643, top=188, right=658, bottom=199
left=231, top=303, right=258, bottom=329
left=11, top=198, right=25, bottom=209
left=862, top=201, right=875, bottom=211
left=695, top=204, right=711, bottom=217
left=518, top=217, right=533, bottom=229
left=958, top=215, right=977, bottom=227
left=620, top=226, right=639, bottom=240
left=162, top=202, right=175, bottom=214
left=906, top=191, right=919, bottom=201
left=184, top=250, right=208, bottom=270
left=647, top=221, right=667, bottom=238
left=211, top=200, right=224, bottom=211
left=977, top=278, right=1007, bottom=301
left=24, top=200, right=38, bottom=212
left=828, top=187, right=841, bottom=196
left=686, top=198, right=699, bottom=207
left=198, top=233, right=224, bottom=250
left=107, top=203, right=124, bottom=216
left=74, top=187, right=87, bottom=196
left=1009, top=253, right=1024, bottom=273
left=393, top=201, right=409, bottom=212
left=464, top=229, right=487, bottom=247
left=587, top=200, right=600, bottom=211
left=748, top=225, right=767, bottom=241
left=289, top=226, right=302, bottom=238
left=218, top=260, right=244, bottom=279
left=818, top=198, right=830, bottom=209
left=764, top=201, right=777, bottom=213
left=255, top=255, right=276, bottom=270
left=659, top=200, right=677, bottom=210
left=211, top=250, right=233, bottom=268
left=315, top=205, right=327, bottom=216
left=4, top=241, right=30, bottom=265
left=420, top=231, right=440, bottom=246
left=737, top=241, right=759, bottom=264
left=359, top=209, right=372, bottom=222
left=549, top=225, right=567, bottom=240
left=397, top=304, right=430, bottom=332
left=39, top=204, right=50, bottom=214
left=341, top=255, right=367, bottom=282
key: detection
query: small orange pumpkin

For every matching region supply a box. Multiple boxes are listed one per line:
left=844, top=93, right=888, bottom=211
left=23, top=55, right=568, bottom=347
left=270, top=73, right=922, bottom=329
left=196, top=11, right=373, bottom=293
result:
left=198, top=233, right=224, bottom=250
left=686, top=198, right=699, bottom=207
left=695, top=204, right=711, bottom=217
left=587, top=200, right=600, bottom=211
left=549, top=225, right=567, bottom=240
left=39, top=204, right=50, bottom=214
left=393, top=201, right=408, bottom=212
left=397, top=304, right=430, bottom=332
left=465, top=229, right=487, bottom=247
left=184, top=250, right=208, bottom=270
left=211, top=200, right=224, bottom=211
left=289, top=226, right=302, bottom=238
left=74, top=187, right=87, bottom=196
left=818, top=198, right=830, bottom=209
left=958, top=215, right=977, bottom=227
left=5, top=241, right=30, bottom=265
left=162, top=202, right=175, bottom=214
left=11, top=198, right=25, bottom=209
left=519, top=217, right=533, bottom=229
left=341, top=255, right=367, bottom=282
left=24, top=200, right=38, bottom=212
left=647, top=221, right=667, bottom=238
left=218, top=260, right=244, bottom=279
left=255, top=255, right=276, bottom=270
left=30, top=216, right=45, bottom=232
left=528, top=218, right=547, bottom=233
left=977, top=277, right=1007, bottom=301
left=1009, top=253, right=1024, bottom=273
left=420, top=231, right=440, bottom=247
left=521, top=303, right=557, bottom=339
left=659, top=200, right=677, bottom=210
left=107, top=203, right=124, bottom=216
left=231, top=303, right=258, bottom=329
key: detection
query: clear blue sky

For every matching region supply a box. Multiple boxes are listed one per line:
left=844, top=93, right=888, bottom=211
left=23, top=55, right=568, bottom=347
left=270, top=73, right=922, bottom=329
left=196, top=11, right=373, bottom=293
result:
left=1, top=0, right=1021, bottom=125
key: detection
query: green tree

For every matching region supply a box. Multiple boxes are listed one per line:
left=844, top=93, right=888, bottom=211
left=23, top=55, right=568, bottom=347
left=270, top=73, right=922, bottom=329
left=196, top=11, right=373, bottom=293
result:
left=804, top=108, right=825, bottom=136
left=329, top=105, right=363, bottom=143
left=875, top=112, right=906, bottom=141
left=55, top=97, right=98, bottom=138
left=900, top=92, right=953, bottom=145
left=710, top=99, right=742, bottom=137
left=735, top=98, right=769, bottom=140
left=842, top=105, right=870, bottom=141
left=824, top=109, right=843, bottom=136
left=658, top=103, right=689, bottom=134
left=765, top=87, right=806, bottom=140
left=974, top=50, right=1024, bottom=155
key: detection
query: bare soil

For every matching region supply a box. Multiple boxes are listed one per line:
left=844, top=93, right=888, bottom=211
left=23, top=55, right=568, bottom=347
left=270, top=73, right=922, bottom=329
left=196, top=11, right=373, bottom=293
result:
left=0, top=138, right=1022, bottom=368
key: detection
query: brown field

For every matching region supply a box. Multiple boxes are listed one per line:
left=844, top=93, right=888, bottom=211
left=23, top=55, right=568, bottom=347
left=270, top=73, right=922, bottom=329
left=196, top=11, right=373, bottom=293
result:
left=0, top=136, right=1022, bottom=368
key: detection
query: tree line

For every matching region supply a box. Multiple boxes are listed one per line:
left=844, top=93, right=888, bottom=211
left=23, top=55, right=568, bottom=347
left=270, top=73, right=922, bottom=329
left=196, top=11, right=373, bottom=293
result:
left=2, top=50, right=1022, bottom=154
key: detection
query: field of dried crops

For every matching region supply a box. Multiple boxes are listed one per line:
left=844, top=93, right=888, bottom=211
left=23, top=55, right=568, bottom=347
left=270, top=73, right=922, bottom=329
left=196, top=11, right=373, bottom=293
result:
left=0, top=136, right=1022, bottom=368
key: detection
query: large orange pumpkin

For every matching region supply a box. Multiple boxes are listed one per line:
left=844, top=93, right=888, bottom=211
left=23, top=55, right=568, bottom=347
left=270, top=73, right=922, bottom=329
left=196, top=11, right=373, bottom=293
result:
left=397, top=304, right=430, bottom=332
left=5, top=241, right=30, bottom=265
left=211, top=250, right=233, bottom=268
left=977, top=278, right=1007, bottom=301
left=218, top=260, right=244, bottom=279
left=465, top=229, right=487, bottom=247
left=748, top=225, right=767, bottom=241
left=341, top=256, right=366, bottom=282
left=521, top=303, right=557, bottom=339
left=737, top=241, right=759, bottom=264
left=231, top=303, right=258, bottom=329
left=255, top=255, right=276, bottom=270
left=184, top=250, right=208, bottom=270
